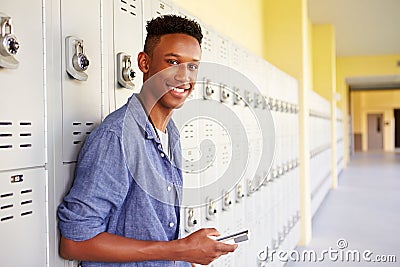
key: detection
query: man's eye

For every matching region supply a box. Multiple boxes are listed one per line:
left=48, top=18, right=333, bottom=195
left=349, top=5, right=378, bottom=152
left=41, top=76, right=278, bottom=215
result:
left=187, top=63, right=199, bottom=71
left=166, top=59, right=179, bottom=65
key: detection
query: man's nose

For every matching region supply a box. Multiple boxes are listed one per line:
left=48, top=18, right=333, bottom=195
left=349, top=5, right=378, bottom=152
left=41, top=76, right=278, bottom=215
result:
left=174, top=63, right=191, bottom=83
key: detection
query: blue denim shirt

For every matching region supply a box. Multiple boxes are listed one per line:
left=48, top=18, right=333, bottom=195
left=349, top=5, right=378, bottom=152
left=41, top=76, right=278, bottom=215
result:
left=58, top=94, right=189, bottom=267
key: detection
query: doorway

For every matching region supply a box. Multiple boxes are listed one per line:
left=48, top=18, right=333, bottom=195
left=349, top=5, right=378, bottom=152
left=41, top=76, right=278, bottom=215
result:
left=395, top=109, right=400, bottom=148
left=367, top=113, right=383, bottom=150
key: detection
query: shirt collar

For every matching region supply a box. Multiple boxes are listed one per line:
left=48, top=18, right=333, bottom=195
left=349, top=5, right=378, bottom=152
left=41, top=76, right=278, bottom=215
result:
left=127, top=94, right=180, bottom=143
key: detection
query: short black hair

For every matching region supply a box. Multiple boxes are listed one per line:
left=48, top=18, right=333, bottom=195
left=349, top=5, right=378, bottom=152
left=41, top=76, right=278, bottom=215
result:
left=144, top=15, right=203, bottom=56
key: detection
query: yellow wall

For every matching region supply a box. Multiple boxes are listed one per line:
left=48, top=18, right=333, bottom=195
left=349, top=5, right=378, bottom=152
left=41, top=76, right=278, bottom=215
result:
left=312, top=24, right=336, bottom=101
left=262, top=0, right=305, bottom=81
left=171, top=0, right=264, bottom=57
left=337, top=55, right=400, bottom=111
left=351, top=90, right=400, bottom=151
left=337, top=55, right=400, bottom=153
left=308, top=19, right=314, bottom=91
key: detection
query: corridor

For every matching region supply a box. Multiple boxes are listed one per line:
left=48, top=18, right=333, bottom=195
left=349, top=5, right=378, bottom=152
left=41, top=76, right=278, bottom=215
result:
left=286, top=152, right=400, bottom=266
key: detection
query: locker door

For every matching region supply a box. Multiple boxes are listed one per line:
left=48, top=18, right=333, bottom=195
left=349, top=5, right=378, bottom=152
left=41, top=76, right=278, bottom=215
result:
left=200, top=26, right=215, bottom=63
left=112, top=0, right=143, bottom=109
left=0, top=169, right=46, bottom=266
left=0, top=0, right=45, bottom=172
left=216, top=35, right=229, bottom=65
left=60, top=0, right=102, bottom=163
left=149, top=0, right=173, bottom=19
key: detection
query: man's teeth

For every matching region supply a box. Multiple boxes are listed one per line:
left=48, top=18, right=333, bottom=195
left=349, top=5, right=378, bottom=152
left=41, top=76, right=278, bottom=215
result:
left=172, top=87, right=185, bottom=93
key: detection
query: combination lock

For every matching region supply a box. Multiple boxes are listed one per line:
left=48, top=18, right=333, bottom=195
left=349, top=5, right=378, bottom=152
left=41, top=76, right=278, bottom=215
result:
left=117, top=52, right=136, bottom=89
left=206, top=197, right=217, bottom=220
left=244, top=90, right=253, bottom=107
left=187, top=208, right=197, bottom=227
left=184, top=207, right=198, bottom=233
left=66, top=36, right=90, bottom=81
left=220, top=85, right=230, bottom=102
left=72, top=42, right=90, bottom=72
left=0, top=14, right=19, bottom=69
left=247, top=179, right=254, bottom=196
left=236, top=184, right=245, bottom=202
left=123, top=64, right=136, bottom=81
left=222, top=191, right=232, bottom=210
left=203, top=79, right=214, bottom=99
left=233, top=87, right=242, bottom=105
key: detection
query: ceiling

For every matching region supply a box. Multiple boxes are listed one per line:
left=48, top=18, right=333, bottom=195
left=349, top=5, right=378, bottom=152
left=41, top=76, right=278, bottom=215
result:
left=308, top=0, right=400, bottom=57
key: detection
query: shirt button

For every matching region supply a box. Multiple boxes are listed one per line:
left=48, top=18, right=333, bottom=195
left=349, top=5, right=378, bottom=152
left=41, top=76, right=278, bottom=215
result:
left=169, top=222, right=175, bottom=228
left=167, top=186, right=172, bottom=192
left=160, top=152, right=165, bottom=158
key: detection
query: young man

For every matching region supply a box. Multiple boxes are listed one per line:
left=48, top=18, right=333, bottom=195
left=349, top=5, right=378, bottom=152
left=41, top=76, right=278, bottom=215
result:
left=57, top=15, right=237, bottom=266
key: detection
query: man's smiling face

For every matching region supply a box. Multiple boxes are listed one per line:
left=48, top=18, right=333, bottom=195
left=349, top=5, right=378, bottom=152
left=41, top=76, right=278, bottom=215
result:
left=141, top=33, right=202, bottom=111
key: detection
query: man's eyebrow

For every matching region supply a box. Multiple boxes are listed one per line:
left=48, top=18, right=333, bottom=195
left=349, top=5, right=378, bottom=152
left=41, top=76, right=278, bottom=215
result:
left=164, top=53, right=200, bottom=62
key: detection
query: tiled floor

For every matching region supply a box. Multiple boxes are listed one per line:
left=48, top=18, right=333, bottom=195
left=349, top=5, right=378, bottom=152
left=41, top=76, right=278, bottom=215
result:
left=285, top=152, right=400, bottom=266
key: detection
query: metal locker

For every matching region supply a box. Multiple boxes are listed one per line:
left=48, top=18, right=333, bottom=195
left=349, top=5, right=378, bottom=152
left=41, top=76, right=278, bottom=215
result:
left=215, top=35, right=229, bottom=65
left=0, top=168, right=46, bottom=266
left=60, top=0, right=102, bottom=163
left=0, top=0, right=45, bottom=172
left=48, top=161, right=80, bottom=266
left=232, top=178, right=246, bottom=267
left=144, top=0, right=173, bottom=22
left=45, top=1, right=102, bottom=266
left=108, top=0, right=144, bottom=110
left=180, top=146, right=203, bottom=209
left=199, top=25, right=216, bottom=63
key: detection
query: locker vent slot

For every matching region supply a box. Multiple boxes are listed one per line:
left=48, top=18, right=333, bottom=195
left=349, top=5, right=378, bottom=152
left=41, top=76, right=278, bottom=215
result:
left=72, top=122, right=97, bottom=146
left=21, top=211, right=33, bottom=217
left=21, top=200, right=32, bottom=205
left=232, top=48, right=240, bottom=66
left=219, top=39, right=228, bottom=60
left=20, top=144, right=32, bottom=148
left=202, top=30, right=212, bottom=53
left=21, top=189, right=33, bottom=195
left=120, top=0, right=137, bottom=16
left=1, top=204, right=13, bottom=210
left=1, top=193, right=13, bottom=198
left=19, top=133, right=31, bottom=137
left=20, top=122, right=32, bottom=126
left=1, top=215, right=13, bottom=222
left=0, top=121, right=13, bottom=149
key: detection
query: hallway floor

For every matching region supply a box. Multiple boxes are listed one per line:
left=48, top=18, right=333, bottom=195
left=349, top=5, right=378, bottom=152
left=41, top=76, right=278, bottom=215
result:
left=285, top=152, right=400, bottom=266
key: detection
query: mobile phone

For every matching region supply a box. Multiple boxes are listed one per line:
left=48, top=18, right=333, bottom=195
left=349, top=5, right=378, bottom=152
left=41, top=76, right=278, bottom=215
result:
left=216, top=229, right=249, bottom=244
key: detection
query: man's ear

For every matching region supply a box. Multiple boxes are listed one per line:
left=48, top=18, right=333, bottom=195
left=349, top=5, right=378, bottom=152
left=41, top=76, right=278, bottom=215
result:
left=137, top=52, right=150, bottom=74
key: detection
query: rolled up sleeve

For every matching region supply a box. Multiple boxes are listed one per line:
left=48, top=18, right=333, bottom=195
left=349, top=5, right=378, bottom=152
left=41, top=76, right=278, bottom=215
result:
left=58, top=129, right=130, bottom=241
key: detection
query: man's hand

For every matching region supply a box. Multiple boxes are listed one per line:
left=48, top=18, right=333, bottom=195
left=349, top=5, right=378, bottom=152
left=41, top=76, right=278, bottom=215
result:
left=178, top=228, right=238, bottom=265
